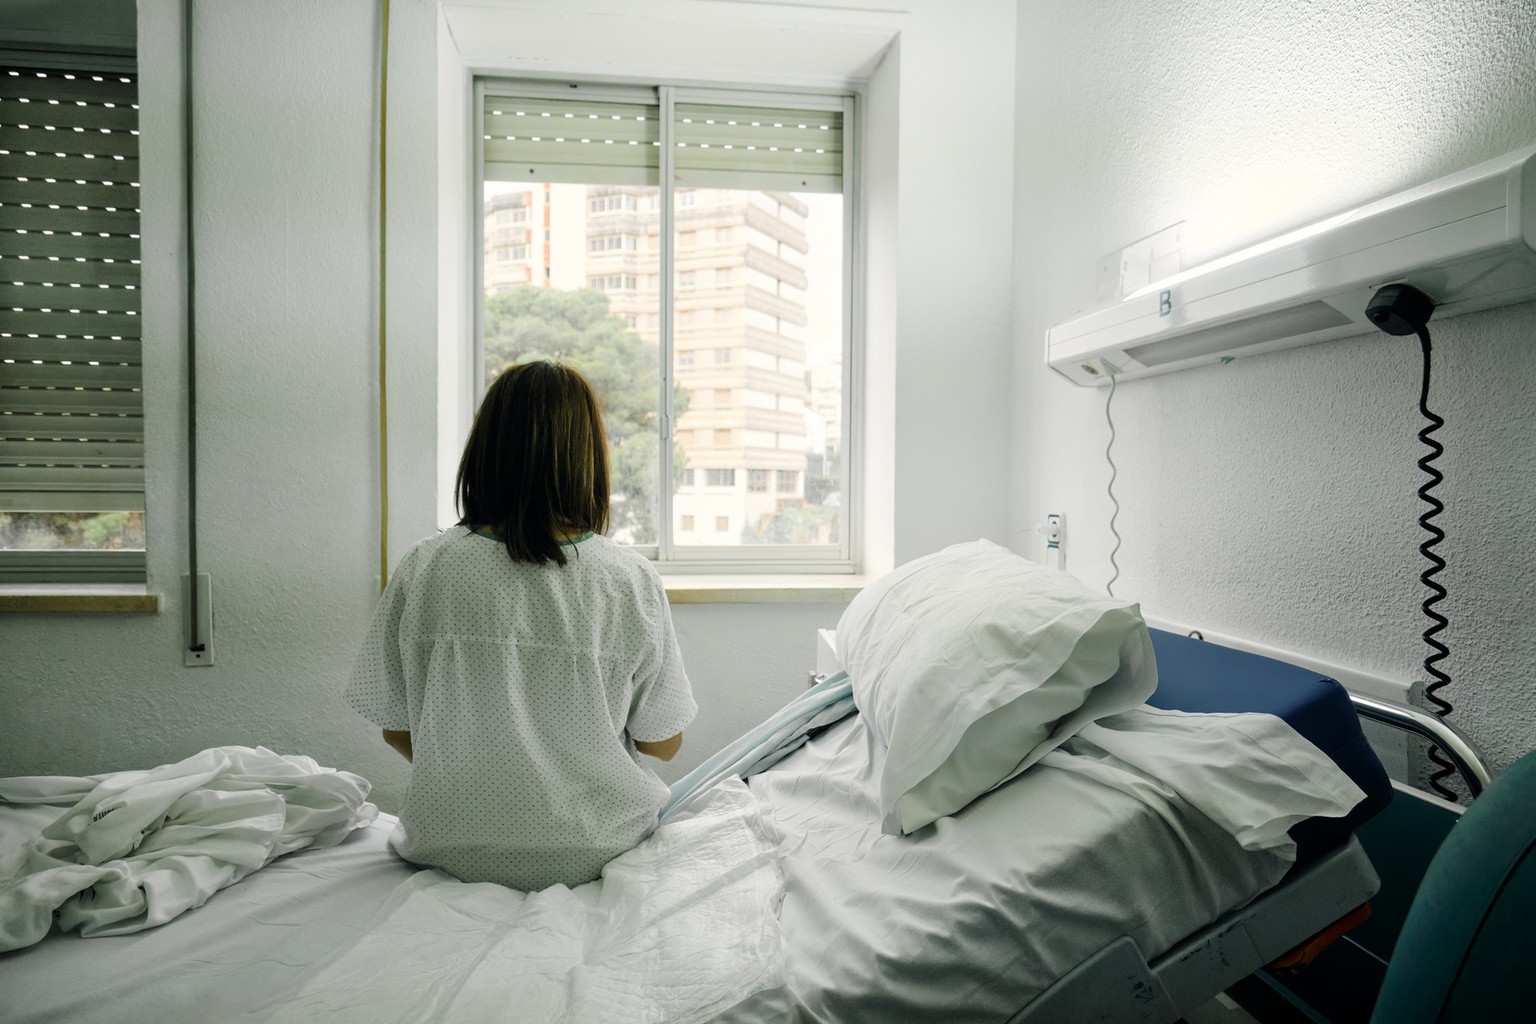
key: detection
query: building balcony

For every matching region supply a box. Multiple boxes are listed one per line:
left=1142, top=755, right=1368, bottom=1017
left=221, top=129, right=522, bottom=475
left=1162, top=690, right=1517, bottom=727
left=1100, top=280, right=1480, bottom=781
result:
left=743, top=244, right=808, bottom=289
left=485, top=227, right=530, bottom=247
left=742, top=324, right=806, bottom=360
left=587, top=212, right=653, bottom=235
left=745, top=285, right=808, bottom=326
left=744, top=204, right=808, bottom=253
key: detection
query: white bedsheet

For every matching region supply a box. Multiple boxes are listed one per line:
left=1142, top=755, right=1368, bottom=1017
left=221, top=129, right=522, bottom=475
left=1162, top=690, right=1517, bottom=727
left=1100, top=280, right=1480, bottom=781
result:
left=0, top=746, right=376, bottom=953
left=248, top=776, right=784, bottom=1024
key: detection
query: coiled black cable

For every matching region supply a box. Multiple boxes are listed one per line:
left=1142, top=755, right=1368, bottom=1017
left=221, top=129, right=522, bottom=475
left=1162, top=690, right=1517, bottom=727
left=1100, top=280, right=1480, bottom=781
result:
left=1413, top=323, right=1456, bottom=800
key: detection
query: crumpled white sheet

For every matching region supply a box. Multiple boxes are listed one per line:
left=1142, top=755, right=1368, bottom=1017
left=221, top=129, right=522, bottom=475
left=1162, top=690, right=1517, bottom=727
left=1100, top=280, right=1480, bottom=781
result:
left=0, top=745, right=377, bottom=952
left=249, top=776, right=785, bottom=1024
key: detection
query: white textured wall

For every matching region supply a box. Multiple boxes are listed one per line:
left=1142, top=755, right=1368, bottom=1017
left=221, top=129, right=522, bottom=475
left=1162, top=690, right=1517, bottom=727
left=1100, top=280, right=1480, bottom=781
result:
left=2, top=0, right=439, bottom=796
left=3, top=0, right=1018, bottom=812
left=1012, top=0, right=1536, bottom=777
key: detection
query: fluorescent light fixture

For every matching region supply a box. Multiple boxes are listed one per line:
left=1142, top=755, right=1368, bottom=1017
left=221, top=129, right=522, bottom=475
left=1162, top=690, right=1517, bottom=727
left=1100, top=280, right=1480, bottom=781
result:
left=1048, top=143, right=1536, bottom=386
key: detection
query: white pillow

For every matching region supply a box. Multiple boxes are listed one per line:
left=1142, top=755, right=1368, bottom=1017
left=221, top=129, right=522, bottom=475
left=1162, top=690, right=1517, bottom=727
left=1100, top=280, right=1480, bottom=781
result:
left=837, top=539, right=1157, bottom=834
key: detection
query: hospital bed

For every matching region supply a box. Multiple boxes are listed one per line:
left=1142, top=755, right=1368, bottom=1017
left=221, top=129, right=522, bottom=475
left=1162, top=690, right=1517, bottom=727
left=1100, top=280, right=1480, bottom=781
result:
left=0, top=627, right=1394, bottom=1024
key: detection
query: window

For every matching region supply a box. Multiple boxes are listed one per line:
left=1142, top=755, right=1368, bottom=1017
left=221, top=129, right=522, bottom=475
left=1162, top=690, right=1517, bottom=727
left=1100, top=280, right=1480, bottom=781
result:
left=777, top=470, right=799, bottom=493
left=477, top=82, right=851, bottom=568
left=1, top=58, right=147, bottom=584
left=587, top=235, right=637, bottom=253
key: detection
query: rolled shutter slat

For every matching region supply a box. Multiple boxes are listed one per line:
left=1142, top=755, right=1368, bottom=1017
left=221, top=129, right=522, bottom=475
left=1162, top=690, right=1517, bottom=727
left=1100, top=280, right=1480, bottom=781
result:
left=2, top=362, right=142, bottom=388
left=0, top=412, right=142, bottom=440
left=482, top=94, right=660, bottom=185
left=0, top=310, right=141, bottom=337
left=3, top=178, right=141, bottom=210
left=0, top=152, right=139, bottom=184
left=1, top=389, right=142, bottom=414
left=0, top=281, right=142, bottom=313
left=0, top=70, right=137, bottom=104
left=0, top=439, right=143, bottom=464
left=0, top=337, right=141, bottom=362
left=0, top=231, right=141, bottom=261
left=0, top=256, right=140, bottom=287
left=0, top=124, right=139, bottom=158
left=673, top=103, right=842, bottom=193
left=0, top=100, right=139, bottom=133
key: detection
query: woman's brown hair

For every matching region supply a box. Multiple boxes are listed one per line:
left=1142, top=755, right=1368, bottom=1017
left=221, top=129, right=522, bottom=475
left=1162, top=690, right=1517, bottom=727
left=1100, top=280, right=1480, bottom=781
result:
left=456, top=360, right=610, bottom=566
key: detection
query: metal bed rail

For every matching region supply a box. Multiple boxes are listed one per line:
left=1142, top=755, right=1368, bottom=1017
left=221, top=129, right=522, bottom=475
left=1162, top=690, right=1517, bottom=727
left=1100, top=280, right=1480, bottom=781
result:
left=1349, top=692, right=1493, bottom=797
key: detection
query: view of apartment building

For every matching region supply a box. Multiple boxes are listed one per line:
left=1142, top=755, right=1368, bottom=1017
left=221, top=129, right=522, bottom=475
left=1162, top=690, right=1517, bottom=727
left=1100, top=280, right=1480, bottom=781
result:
left=483, top=184, right=838, bottom=546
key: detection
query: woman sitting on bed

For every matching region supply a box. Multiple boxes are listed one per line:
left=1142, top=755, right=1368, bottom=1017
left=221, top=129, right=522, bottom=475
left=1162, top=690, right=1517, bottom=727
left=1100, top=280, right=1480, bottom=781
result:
left=345, top=360, right=697, bottom=891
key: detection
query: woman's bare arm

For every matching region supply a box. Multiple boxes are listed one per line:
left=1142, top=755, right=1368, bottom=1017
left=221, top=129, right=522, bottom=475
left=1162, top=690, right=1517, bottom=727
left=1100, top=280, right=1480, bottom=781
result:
left=382, top=729, right=413, bottom=762
left=634, top=733, right=683, bottom=762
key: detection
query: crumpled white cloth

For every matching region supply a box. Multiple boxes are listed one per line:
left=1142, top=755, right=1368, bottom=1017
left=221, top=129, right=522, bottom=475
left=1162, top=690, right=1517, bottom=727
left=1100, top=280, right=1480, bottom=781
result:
left=249, top=776, right=784, bottom=1024
left=0, top=746, right=377, bottom=952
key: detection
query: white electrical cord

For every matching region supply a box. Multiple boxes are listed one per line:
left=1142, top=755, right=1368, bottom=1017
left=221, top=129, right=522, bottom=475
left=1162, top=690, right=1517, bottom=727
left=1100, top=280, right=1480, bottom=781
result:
left=1104, top=368, right=1121, bottom=597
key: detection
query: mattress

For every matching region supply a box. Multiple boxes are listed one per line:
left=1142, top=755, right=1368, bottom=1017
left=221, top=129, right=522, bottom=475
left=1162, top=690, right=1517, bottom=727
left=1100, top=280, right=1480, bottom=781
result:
left=1146, top=629, right=1393, bottom=861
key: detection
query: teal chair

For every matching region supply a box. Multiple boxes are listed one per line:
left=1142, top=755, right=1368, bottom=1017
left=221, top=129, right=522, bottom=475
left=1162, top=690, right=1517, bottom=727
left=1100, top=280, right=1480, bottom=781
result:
left=1370, top=745, right=1536, bottom=1022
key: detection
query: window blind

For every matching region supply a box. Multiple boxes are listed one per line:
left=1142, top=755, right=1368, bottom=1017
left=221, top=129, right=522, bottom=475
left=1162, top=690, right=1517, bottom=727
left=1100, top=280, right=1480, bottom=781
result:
left=482, top=94, right=661, bottom=185
left=0, top=64, right=144, bottom=518
left=673, top=102, right=842, bottom=193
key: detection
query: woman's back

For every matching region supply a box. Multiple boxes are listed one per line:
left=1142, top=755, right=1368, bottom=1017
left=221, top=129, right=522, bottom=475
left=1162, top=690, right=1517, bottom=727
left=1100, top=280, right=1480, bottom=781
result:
left=347, top=526, right=695, bottom=890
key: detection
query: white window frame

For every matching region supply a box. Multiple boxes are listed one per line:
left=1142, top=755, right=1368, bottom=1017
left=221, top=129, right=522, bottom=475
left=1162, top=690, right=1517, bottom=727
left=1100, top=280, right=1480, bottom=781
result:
left=472, top=78, right=858, bottom=574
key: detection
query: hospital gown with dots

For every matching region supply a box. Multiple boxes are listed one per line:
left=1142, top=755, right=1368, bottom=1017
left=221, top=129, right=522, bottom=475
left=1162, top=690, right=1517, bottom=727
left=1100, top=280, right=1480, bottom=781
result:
left=346, top=527, right=696, bottom=891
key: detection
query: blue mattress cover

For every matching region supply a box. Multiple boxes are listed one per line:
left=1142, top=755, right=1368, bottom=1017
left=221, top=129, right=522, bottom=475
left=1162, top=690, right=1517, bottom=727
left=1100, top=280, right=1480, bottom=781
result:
left=1145, top=629, right=1393, bottom=862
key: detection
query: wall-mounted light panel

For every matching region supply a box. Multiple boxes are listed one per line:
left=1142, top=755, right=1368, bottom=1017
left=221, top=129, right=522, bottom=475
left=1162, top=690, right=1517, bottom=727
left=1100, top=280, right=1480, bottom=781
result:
left=1047, top=144, right=1536, bottom=386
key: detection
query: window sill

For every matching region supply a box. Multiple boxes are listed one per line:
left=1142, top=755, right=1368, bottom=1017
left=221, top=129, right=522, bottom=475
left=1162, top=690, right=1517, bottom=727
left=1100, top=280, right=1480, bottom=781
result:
left=661, top=574, right=868, bottom=605
left=0, top=584, right=160, bottom=613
